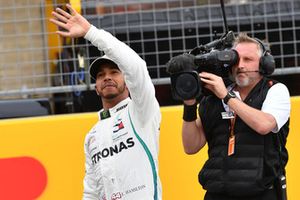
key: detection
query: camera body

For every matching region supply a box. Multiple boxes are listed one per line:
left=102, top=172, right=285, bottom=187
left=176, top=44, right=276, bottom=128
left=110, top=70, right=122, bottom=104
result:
left=167, top=31, right=239, bottom=100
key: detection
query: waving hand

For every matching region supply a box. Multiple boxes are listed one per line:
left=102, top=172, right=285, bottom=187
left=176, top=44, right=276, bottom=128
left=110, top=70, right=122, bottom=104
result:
left=50, top=4, right=91, bottom=38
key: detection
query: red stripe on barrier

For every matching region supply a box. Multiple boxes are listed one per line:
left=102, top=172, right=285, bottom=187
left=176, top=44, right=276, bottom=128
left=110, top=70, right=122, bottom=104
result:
left=0, top=156, right=47, bottom=200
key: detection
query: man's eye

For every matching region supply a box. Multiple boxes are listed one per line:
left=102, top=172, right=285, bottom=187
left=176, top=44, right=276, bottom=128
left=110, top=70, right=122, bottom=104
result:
left=112, top=70, right=119, bottom=74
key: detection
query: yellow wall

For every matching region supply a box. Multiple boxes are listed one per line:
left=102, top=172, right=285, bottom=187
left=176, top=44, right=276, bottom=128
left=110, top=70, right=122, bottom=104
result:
left=0, top=97, right=299, bottom=199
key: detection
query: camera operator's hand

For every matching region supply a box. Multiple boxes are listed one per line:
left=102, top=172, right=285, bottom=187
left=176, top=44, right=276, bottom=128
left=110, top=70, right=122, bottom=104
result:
left=199, top=72, right=227, bottom=99
left=166, top=53, right=196, bottom=74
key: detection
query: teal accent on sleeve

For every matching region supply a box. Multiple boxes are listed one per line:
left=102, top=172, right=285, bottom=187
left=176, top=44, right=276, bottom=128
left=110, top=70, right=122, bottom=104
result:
left=128, top=110, right=158, bottom=200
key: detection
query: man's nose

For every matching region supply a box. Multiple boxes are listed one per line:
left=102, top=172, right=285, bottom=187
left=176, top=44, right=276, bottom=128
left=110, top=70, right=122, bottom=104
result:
left=103, top=73, right=112, bottom=80
left=236, top=58, right=245, bottom=69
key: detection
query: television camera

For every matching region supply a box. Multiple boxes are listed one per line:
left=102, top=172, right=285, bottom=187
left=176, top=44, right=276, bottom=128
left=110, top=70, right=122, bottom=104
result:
left=166, top=0, right=239, bottom=100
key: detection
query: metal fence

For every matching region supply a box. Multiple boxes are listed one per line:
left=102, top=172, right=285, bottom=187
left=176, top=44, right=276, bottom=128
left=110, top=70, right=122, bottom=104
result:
left=0, top=0, right=300, bottom=99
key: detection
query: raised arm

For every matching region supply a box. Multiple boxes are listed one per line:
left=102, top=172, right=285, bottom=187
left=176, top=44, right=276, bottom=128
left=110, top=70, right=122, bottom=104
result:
left=50, top=4, right=159, bottom=124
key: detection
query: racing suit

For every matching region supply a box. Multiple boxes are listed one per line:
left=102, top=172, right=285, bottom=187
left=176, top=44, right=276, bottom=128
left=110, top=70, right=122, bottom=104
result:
left=83, top=26, right=162, bottom=200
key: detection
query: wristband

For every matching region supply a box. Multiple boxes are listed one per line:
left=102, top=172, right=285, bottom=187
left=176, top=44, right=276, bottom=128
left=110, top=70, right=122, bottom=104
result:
left=183, top=103, right=198, bottom=122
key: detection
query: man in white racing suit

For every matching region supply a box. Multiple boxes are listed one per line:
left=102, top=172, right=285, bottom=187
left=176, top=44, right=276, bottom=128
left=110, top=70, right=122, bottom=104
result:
left=50, top=4, right=162, bottom=200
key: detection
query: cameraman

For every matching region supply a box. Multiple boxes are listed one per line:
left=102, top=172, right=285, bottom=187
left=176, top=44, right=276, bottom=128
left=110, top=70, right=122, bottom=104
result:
left=180, top=33, right=290, bottom=200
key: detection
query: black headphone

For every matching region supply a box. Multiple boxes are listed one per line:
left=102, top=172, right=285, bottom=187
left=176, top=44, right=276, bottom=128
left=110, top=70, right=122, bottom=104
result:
left=254, top=38, right=275, bottom=76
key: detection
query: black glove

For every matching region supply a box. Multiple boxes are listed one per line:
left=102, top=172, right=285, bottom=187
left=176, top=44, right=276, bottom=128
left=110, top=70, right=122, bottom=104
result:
left=166, top=53, right=197, bottom=74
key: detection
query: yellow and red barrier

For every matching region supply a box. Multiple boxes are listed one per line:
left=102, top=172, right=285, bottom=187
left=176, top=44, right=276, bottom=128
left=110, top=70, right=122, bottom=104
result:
left=0, top=97, right=299, bottom=199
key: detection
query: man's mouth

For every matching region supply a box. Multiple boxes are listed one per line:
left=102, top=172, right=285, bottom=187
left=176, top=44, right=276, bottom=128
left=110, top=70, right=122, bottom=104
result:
left=237, top=71, right=246, bottom=75
left=102, top=83, right=116, bottom=89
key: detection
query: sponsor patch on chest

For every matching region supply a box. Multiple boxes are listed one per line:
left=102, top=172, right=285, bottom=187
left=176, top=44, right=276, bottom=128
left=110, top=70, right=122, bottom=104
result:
left=112, top=117, right=128, bottom=142
left=91, top=137, right=135, bottom=165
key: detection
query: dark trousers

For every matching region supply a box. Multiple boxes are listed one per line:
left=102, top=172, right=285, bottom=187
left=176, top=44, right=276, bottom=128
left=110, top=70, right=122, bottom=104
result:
left=204, top=188, right=278, bottom=200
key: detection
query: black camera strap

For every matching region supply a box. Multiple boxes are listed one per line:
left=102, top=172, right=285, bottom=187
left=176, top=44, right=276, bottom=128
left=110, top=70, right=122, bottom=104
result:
left=275, top=132, right=288, bottom=200
left=275, top=132, right=285, bottom=175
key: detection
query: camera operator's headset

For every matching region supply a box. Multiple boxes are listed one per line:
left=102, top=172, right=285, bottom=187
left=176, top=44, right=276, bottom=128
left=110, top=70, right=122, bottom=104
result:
left=254, top=38, right=275, bottom=76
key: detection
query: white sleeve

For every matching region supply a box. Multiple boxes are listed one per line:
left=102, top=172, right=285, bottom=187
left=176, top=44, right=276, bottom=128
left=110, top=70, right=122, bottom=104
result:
left=83, top=136, right=102, bottom=200
left=84, top=26, right=159, bottom=124
left=261, top=83, right=291, bottom=133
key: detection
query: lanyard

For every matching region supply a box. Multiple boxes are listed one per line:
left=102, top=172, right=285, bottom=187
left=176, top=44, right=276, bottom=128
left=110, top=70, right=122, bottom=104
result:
left=229, top=113, right=236, bottom=137
left=228, top=113, right=236, bottom=156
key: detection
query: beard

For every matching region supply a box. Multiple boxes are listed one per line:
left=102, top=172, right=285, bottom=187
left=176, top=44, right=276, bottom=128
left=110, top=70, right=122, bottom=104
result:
left=99, top=83, right=126, bottom=99
left=103, top=93, right=120, bottom=99
left=235, top=72, right=259, bottom=88
left=234, top=68, right=258, bottom=87
left=235, top=76, right=250, bottom=87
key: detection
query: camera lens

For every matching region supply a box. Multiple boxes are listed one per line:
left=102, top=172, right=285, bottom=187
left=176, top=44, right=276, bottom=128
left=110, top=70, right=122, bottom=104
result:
left=175, top=72, right=200, bottom=100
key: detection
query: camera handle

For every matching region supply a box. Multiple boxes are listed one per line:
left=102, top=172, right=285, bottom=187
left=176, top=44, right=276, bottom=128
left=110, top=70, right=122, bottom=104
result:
left=220, top=0, right=228, bottom=33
